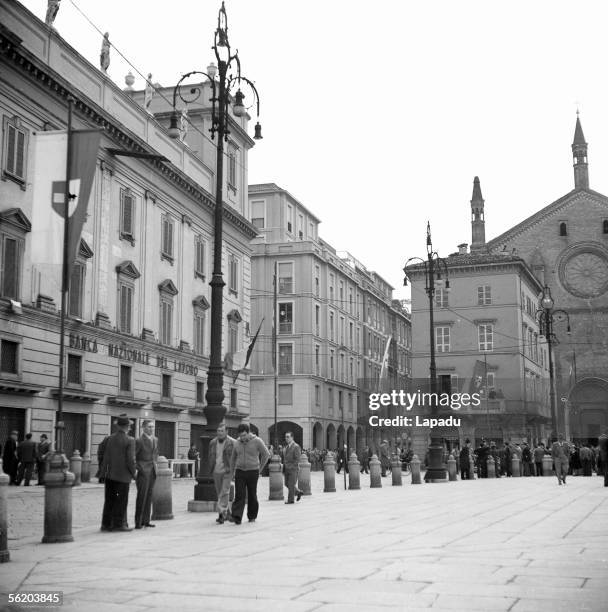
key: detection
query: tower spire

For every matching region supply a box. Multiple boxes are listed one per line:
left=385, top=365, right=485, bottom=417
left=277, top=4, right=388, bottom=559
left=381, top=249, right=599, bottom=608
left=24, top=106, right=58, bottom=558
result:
left=470, top=176, right=486, bottom=253
left=572, top=114, right=589, bottom=189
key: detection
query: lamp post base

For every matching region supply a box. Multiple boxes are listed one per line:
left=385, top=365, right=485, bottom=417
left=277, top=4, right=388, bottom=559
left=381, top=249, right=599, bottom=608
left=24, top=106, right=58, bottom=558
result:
left=424, top=438, right=448, bottom=483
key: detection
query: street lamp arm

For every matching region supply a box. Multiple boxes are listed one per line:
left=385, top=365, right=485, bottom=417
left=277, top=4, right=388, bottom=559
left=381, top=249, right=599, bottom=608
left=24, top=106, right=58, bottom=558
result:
left=403, top=257, right=427, bottom=286
left=229, top=74, right=262, bottom=116
left=171, top=71, right=216, bottom=110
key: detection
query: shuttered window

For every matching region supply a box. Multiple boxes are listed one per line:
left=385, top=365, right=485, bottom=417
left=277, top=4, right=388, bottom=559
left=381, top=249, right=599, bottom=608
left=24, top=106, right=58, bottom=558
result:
left=193, top=312, right=205, bottom=355
left=4, top=120, right=27, bottom=182
left=159, top=297, right=173, bottom=345
left=0, top=340, right=18, bottom=374
left=69, top=262, right=85, bottom=318
left=118, top=283, right=133, bottom=334
left=161, top=214, right=174, bottom=260
left=120, top=189, right=134, bottom=242
left=0, top=235, right=20, bottom=299
left=194, top=236, right=205, bottom=278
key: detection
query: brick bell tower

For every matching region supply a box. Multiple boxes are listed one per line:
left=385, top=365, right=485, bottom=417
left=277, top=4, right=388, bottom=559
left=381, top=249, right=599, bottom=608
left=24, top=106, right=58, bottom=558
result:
left=470, top=176, right=486, bottom=253
left=572, top=113, right=589, bottom=190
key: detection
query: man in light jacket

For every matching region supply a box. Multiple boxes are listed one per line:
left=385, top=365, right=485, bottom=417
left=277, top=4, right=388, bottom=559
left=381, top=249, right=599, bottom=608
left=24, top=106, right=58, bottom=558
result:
left=134, top=420, right=158, bottom=529
left=283, top=431, right=302, bottom=504
left=229, top=423, right=270, bottom=524
left=208, top=423, right=235, bottom=524
left=551, top=433, right=571, bottom=485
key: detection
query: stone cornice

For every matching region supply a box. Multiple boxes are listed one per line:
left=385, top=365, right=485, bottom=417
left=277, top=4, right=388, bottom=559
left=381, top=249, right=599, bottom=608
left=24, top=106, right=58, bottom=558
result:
left=0, top=26, right=257, bottom=241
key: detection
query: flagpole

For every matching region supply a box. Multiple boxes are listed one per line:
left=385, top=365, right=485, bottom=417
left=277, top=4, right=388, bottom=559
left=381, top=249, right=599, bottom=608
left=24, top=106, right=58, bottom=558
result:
left=273, top=261, right=278, bottom=450
left=57, top=96, right=74, bottom=455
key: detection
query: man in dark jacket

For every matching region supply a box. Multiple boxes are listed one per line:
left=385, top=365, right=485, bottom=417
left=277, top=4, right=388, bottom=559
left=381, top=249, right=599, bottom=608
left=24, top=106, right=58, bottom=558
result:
left=134, top=420, right=158, bottom=529
left=16, top=433, right=37, bottom=486
left=208, top=423, right=235, bottom=524
left=100, top=414, right=136, bottom=531
left=37, top=434, right=51, bottom=485
left=379, top=440, right=391, bottom=477
left=598, top=429, right=608, bottom=487
left=3, top=431, right=19, bottom=485
left=475, top=441, right=489, bottom=478
left=533, top=443, right=545, bottom=476
left=459, top=440, right=471, bottom=480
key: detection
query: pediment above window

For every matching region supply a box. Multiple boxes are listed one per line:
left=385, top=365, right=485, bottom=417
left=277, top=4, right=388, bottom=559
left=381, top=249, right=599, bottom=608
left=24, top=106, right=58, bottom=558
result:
left=0, top=208, right=32, bottom=233
left=227, top=309, right=242, bottom=323
left=192, top=295, right=210, bottom=310
left=79, top=238, right=94, bottom=259
left=116, top=260, right=141, bottom=279
left=158, top=278, right=178, bottom=296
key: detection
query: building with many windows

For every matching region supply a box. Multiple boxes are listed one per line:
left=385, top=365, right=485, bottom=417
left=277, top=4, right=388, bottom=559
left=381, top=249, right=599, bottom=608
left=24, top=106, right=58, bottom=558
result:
left=248, top=184, right=410, bottom=451
left=0, top=2, right=257, bottom=469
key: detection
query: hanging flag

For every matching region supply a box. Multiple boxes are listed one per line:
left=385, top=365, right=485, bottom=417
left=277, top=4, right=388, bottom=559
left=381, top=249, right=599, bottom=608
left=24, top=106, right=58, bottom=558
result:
left=30, top=129, right=101, bottom=275
left=233, top=318, right=264, bottom=383
left=377, top=335, right=392, bottom=392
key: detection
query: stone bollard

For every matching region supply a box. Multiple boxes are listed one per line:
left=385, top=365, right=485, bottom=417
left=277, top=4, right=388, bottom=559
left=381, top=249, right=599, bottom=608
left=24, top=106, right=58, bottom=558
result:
left=81, top=452, right=91, bottom=483
left=69, top=450, right=82, bottom=487
left=298, top=452, right=312, bottom=496
left=511, top=454, right=521, bottom=478
left=151, top=456, right=174, bottom=520
left=42, top=452, right=75, bottom=543
left=391, top=455, right=402, bottom=486
left=543, top=455, right=553, bottom=477
left=0, top=459, right=9, bottom=562
left=348, top=452, right=361, bottom=490
left=410, top=454, right=422, bottom=484
left=323, top=452, right=336, bottom=492
left=487, top=455, right=496, bottom=478
left=370, top=454, right=382, bottom=488
left=268, top=454, right=284, bottom=501
left=447, top=454, right=457, bottom=481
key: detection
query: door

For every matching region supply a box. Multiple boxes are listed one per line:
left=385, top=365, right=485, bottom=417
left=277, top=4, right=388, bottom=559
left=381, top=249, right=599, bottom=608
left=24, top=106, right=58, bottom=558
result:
left=58, top=411, right=87, bottom=458
left=0, top=406, right=26, bottom=444
left=155, top=420, right=175, bottom=459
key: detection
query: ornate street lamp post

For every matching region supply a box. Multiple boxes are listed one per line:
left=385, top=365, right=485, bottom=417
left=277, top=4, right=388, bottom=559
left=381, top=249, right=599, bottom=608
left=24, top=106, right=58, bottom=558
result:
left=535, top=285, right=570, bottom=444
left=169, top=2, right=262, bottom=509
left=403, top=222, right=450, bottom=482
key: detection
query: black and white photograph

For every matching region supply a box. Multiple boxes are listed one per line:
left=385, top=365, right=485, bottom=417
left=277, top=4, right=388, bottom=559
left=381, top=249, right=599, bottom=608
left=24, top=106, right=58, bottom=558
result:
left=1, top=1, right=607, bottom=610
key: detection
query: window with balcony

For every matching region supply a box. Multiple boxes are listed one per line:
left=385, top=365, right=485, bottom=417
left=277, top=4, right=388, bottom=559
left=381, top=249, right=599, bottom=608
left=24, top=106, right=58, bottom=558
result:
left=279, top=302, right=293, bottom=334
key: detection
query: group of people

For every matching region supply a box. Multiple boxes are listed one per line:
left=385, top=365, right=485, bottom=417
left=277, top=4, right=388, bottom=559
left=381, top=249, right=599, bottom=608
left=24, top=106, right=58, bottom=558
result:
left=98, top=417, right=304, bottom=531
left=1, top=431, right=51, bottom=486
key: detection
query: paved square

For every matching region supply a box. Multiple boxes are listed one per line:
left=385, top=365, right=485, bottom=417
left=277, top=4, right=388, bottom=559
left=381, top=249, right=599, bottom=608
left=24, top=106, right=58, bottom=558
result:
left=2, top=473, right=607, bottom=611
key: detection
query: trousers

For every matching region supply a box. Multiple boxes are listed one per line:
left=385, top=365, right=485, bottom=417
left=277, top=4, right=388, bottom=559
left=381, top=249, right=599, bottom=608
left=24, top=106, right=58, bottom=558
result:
left=135, top=469, right=156, bottom=527
left=284, top=468, right=301, bottom=502
left=103, top=479, right=130, bottom=528
left=213, top=472, right=232, bottom=515
left=232, top=469, right=259, bottom=521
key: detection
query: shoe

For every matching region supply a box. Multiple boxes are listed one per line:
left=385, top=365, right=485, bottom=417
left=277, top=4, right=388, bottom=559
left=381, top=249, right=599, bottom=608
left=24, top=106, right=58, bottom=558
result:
left=233, top=519, right=241, bottom=525
left=144, top=523, right=156, bottom=527
left=216, top=514, right=224, bottom=524
left=285, top=501, right=294, bottom=504
left=227, top=514, right=235, bottom=523
left=115, top=526, right=133, bottom=532
left=296, top=490, right=302, bottom=502
left=248, top=518, right=256, bottom=523
left=100, top=526, right=112, bottom=532
left=135, top=525, right=143, bottom=530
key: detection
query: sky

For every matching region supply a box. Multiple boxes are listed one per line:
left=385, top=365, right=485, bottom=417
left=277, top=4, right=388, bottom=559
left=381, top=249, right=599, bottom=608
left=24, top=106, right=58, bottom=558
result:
left=19, top=0, right=608, bottom=301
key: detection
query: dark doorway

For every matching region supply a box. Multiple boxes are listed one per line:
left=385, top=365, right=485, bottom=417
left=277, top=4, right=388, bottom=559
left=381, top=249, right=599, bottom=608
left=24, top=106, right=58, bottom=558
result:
left=58, top=411, right=87, bottom=457
left=0, top=406, right=26, bottom=445
left=155, top=420, right=175, bottom=458
left=268, top=421, right=303, bottom=448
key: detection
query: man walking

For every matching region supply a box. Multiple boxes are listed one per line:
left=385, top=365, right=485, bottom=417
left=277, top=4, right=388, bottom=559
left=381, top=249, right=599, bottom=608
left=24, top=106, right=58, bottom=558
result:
left=209, top=423, right=235, bottom=524
left=230, top=423, right=270, bottom=524
left=134, top=420, right=158, bottom=529
left=459, top=439, right=471, bottom=480
left=2, top=431, right=19, bottom=485
left=37, top=434, right=51, bottom=485
left=100, top=414, right=136, bottom=531
left=283, top=431, right=302, bottom=504
left=599, top=428, right=608, bottom=487
left=379, top=440, right=391, bottom=477
left=359, top=445, right=370, bottom=474
left=533, top=442, right=545, bottom=476
left=16, top=433, right=37, bottom=486
left=551, top=433, right=570, bottom=485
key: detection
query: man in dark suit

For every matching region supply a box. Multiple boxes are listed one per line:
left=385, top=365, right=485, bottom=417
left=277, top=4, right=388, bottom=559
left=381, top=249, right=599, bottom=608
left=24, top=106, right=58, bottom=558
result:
left=459, top=440, right=471, bottom=480
left=598, top=429, right=608, bottom=487
left=379, top=440, right=391, bottom=477
left=551, top=433, right=571, bottom=485
left=37, top=434, right=51, bottom=485
left=135, top=420, right=158, bottom=529
left=283, top=431, right=302, bottom=504
left=16, top=433, right=37, bottom=486
left=2, top=431, right=19, bottom=485
left=100, top=414, right=136, bottom=531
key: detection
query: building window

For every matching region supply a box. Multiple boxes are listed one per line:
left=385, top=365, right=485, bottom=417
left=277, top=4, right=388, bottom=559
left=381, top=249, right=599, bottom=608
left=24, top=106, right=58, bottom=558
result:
left=338, top=390, right=343, bottom=413
left=477, top=285, right=491, bottom=305
left=435, top=288, right=448, bottom=308
left=119, top=364, right=132, bottom=393
left=486, top=372, right=495, bottom=389
left=230, top=387, right=238, bottom=410
left=161, top=374, right=172, bottom=399
left=349, top=322, right=354, bottom=349
left=118, top=283, right=133, bottom=334
left=348, top=393, right=353, bottom=416
left=66, top=354, right=82, bottom=385
left=297, top=213, right=304, bottom=239
left=314, top=265, right=320, bottom=297
left=0, top=233, right=23, bottom=300
left=315, top=344, right=320, bottom=376
left=194, top=236, right=206, bottom=280
left=435, top=326, right=450, bottom=352
left=328, top=387, right=333, bottom=410
left=604, top=220, right=608, bottom=234
left=329, top=311, right=335, bottom=342
left=159, top=296, right=173, bottom=346
left=278, top=344, right=293, bottom=375
left=450, top=374, right=459, bottom=392
left=278, top=384, right=293, bottom=405
left=0, top=339, right=18, bottom=374
left=315, top=384, right=320, bottom=406
left=69, top=261, right=86, bottom=318
left=228, top=253, right=239, bottom=295
left=286, top=204, right=293, bottom=233
left=3, top=116, right=28, bottom=185
left=315, top=304, right=320, bottom=336
left=329, top=274, right=334, bottom=303
left=330, top=349, right=335, bottom=379
left=161, top=213, right=174, bottom=262
left=119, top=188, right=135, bottom=244
left=478, top=323, right=493, bottom=351
left=196, top=381, right=205, bottom=404
left=193, top=311, right=206, bottom=355
left=559, top=222, right=567, bottom=236
left=228, top=146, right=237, bottom=189
left=251, top=200, right=265, bottom=229
left=279, top=302, right=293, bottom=334
left=278, top=262, right=293, bottom=293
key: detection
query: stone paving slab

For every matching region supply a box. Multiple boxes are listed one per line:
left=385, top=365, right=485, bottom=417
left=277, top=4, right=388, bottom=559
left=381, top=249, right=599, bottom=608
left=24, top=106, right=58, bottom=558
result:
left=2, top=472, right=608, bottom=611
